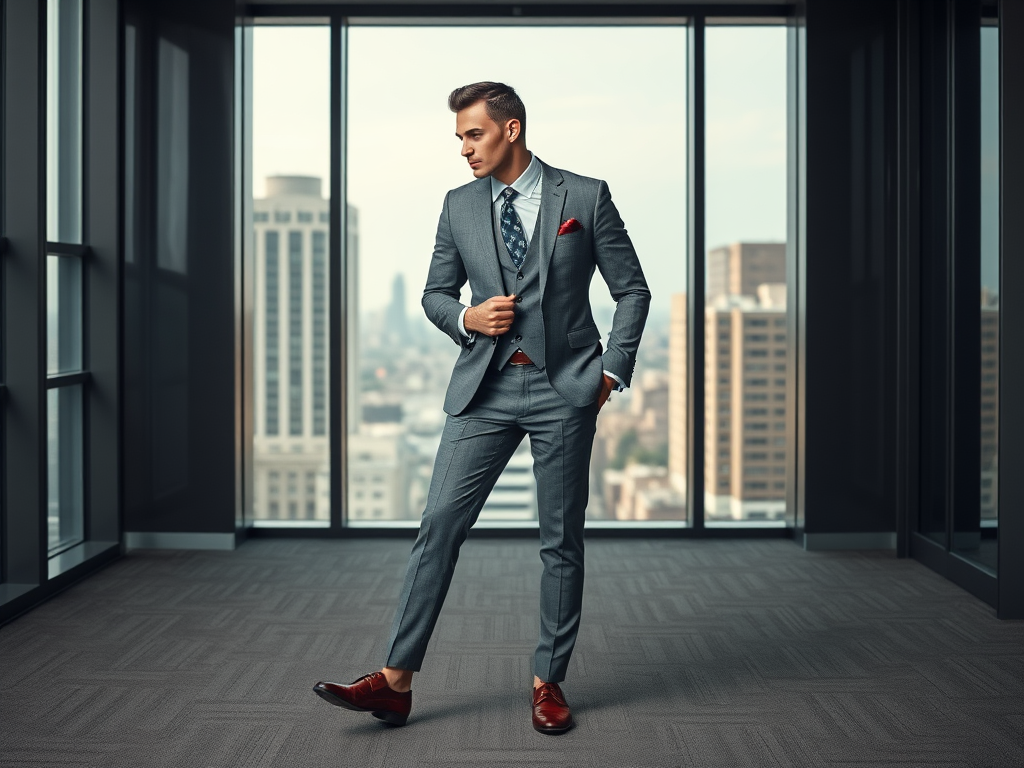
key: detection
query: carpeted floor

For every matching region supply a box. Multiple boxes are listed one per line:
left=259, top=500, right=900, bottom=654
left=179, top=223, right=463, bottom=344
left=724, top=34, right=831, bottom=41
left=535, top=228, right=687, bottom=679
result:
left=1, top=537, right=1023, bottom=767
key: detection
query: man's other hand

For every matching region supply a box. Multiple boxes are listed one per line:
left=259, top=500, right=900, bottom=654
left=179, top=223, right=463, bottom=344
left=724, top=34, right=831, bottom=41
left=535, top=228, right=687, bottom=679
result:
left=465, top=295, right=517, bottom=337
left=597, top=373, right=617, bottom=411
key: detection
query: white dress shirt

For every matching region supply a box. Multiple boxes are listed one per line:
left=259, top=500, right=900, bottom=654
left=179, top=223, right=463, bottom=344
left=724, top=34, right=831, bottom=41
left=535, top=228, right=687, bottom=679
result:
left=457, top=153, right=625, bottom=391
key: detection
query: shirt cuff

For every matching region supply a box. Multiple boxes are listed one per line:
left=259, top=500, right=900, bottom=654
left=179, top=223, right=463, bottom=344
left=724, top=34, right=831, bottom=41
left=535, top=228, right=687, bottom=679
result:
left=603, top=370, right=626, bottom=391
left=458, top=306, right=476, bottom=341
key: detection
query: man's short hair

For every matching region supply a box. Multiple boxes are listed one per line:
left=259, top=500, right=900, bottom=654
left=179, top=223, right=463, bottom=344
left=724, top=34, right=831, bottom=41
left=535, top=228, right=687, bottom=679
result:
left=448, top=81, right=526, bottom=132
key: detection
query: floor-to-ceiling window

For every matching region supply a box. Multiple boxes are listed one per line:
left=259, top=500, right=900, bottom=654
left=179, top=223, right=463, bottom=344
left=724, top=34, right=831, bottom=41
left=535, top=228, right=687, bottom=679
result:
left=250, top=25, right=332, bottom=526
left=46, top=0, right=86, bottom=556
left=345, top=25, right=687, bottom=525
left=703, top=25, right=789, bottom=527
left=956, top=21, right=999, bottom=572
left=2, top=0, right=121, bottom=625
left=911, top=3, right=1005, bottom=606
left=241, top=15, right=808, bottom=533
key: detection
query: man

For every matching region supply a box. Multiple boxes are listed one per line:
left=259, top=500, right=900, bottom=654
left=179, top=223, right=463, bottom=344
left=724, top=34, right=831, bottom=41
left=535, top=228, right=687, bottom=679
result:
left=314, top=82, right=650, bottom=735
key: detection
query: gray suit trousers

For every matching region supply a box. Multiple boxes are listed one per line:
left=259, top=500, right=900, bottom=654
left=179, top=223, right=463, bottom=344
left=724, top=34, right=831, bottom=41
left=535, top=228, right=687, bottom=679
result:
left=382, top=362, right=600, bottom=683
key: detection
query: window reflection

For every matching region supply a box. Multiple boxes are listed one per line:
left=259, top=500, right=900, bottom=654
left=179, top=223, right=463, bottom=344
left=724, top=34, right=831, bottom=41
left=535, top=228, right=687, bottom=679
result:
left=47, top=385, right=84, bottom=553
left=46, top=0, right=83, bottom=244
left=958, top=23, right=999, bottom=571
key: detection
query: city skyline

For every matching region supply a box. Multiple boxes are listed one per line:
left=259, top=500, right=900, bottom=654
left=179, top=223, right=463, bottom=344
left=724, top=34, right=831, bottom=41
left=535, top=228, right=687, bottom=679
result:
left=252, top=25, right=789, bottom=319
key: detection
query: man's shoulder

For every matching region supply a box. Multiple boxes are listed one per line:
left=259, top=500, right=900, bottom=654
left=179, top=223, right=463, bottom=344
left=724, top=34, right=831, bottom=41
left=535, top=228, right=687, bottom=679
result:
left=540, top=160, right=604, bottom=194
left=446, top=176, right=489, bottom=205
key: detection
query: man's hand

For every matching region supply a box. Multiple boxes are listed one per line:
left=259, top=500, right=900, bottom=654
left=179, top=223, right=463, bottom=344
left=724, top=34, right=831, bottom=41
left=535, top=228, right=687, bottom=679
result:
left=597, top=373, right=617, bottom=411
left=465, top=295, right=517, bottom=337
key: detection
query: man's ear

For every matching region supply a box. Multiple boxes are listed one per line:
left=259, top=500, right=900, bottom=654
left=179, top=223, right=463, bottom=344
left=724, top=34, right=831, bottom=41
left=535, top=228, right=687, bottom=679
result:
left=506, top=119, right=521, bottom=143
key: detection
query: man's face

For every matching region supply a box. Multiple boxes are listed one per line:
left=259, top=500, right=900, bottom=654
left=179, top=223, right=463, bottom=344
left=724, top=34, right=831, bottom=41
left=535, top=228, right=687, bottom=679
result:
left=455, top=100, right=515, bottom=179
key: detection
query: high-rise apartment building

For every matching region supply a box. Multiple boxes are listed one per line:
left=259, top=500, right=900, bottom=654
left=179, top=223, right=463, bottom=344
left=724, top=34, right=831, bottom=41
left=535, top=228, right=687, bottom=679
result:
left=252, top=175, right=358, bottom=522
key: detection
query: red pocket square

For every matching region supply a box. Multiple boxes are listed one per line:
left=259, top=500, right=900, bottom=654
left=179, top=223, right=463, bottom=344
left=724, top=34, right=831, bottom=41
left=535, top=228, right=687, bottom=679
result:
left=557, top=218, right=583, bottom=236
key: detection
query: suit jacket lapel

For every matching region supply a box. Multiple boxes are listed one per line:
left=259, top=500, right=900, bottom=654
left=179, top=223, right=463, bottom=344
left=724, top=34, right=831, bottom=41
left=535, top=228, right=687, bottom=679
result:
left=537, top=161, right=566, bottom=301
left=469, top=177, right=507, bottom=295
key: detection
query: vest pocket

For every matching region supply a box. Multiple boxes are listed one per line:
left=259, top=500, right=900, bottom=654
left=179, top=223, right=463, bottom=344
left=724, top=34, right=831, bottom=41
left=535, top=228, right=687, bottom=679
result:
left=566, top=324, right=601, bottom=348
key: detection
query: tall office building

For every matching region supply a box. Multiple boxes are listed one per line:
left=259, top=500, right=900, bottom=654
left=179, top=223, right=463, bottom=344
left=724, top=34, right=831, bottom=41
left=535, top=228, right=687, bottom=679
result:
left=707, top=242, right=786, bottom=300
left=252, top=175, right=358, bottom=522
left=385, top=273, right=409, bottom=345
left=668, top=292, right=688, bottom=497
left=669, top=241, right=789, bottom=522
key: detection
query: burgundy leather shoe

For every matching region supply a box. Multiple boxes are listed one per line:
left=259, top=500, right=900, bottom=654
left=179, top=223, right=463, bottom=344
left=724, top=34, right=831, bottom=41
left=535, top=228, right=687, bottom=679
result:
left=532, top=681, right=575, bottom=734
left=313, top=671, right=412, bottom=726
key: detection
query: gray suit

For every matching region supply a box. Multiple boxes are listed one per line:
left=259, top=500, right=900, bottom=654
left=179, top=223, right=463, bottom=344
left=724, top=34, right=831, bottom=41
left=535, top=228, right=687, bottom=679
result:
left=382, top=159, right=650, bottom=683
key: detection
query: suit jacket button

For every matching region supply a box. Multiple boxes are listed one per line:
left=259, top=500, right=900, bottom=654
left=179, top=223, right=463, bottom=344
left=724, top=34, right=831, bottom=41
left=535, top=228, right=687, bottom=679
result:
left=515, top=295, right=523, bottom=303
left=514, top=334, right=522, bottom=342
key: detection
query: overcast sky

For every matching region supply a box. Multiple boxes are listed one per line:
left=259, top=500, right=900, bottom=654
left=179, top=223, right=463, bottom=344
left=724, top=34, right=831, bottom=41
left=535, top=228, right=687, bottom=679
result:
left=253, top=25, right=789, bottom=320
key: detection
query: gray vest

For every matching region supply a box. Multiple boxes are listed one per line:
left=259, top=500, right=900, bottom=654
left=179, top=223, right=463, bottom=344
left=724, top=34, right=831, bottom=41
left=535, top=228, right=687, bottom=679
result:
left=491, top=205, right=546, bottom=371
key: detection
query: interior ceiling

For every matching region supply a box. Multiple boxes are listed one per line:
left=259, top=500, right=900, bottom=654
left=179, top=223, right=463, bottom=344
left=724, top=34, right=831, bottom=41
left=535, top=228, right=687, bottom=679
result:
left=247, top=0, right=786, bottom=5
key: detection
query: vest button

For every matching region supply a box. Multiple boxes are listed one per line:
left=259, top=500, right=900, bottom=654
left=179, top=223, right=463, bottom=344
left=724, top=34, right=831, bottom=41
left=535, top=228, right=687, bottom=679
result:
left=517, top=272, right=524, bottom=280
left=514, top=335, right=522, bottom=342
left=515, top=295, right=523, bottom=303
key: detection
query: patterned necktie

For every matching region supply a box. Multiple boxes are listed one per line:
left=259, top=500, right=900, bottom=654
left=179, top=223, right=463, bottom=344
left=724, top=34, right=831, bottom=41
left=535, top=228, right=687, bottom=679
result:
left=500, top=187, right=528, bottom=269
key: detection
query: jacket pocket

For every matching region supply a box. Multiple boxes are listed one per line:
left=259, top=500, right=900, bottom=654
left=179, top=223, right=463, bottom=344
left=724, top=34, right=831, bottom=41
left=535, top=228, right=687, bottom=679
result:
left=566, top=324, right=601, bottom=349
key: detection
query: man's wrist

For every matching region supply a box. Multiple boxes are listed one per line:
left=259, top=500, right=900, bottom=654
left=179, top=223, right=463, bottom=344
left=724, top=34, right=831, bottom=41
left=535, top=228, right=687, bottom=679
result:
left=458, top=306, right=475, bottom=338
left=603, top=369, right=626, bottom=392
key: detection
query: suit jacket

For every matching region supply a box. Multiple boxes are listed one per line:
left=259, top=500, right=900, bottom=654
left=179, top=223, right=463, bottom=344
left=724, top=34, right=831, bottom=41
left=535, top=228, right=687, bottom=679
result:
left=422, top=159, right=651, bottom=416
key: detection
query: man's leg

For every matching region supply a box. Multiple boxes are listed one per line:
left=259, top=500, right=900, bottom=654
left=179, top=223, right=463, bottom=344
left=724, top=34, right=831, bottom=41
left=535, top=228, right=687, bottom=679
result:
left=382, top=409, right=525, bottom=674
left=522, top=368, right=599, bottom=685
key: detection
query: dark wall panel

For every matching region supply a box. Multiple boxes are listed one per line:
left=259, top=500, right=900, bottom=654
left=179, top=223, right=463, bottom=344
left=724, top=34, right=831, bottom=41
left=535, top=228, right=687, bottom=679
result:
left=123, top=0, right=237, bottom=534
left=801, top=0, right=899, bottom=534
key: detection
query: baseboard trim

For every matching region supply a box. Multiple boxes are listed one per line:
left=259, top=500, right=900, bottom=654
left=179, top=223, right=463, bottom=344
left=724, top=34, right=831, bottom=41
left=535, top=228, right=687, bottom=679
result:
left=125, top=532, right=236, bottom=551
left=803, top=532, right=897, bottom=550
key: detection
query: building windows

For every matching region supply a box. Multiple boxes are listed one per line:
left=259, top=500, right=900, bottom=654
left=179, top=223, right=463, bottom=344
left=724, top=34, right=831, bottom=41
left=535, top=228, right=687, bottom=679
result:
left=274, top=210, right=291, bottom=223
left=312, top=230, right=327, bottom=436
left=47, top=0, right=84, bottom=244
left=288, top=231, right=303, bottom=436
left=264, top=230, right=280, bottom=436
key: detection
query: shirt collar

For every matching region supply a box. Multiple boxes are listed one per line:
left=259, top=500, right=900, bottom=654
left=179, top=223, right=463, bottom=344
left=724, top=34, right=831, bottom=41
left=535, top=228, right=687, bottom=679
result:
left=490, top=153, right=542, bottom=202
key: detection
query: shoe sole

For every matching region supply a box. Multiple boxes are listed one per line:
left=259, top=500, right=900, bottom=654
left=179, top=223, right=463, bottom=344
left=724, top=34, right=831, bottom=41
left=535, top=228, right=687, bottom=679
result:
left=533, top=716, right=575, bottom=735
left=313, top=686, right=409, bottom=726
